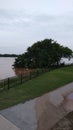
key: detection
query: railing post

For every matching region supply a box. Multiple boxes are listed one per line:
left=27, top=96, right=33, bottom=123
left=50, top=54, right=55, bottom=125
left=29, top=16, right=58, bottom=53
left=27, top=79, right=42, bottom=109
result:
left=8, top=78, right=10, bottom=90
left=3, top=80, right=5, bottom=89
left=29, top=72, right=31, bottom=80
left=20, top=74, right=22, bottom=84
left=36, top=70, right=39, bottom=76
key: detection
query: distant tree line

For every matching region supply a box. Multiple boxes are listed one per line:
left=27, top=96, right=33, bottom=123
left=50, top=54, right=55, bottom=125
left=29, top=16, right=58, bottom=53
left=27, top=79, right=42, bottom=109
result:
left=14, top=39, right=73, bottom=68
left=0, top=54, right=18, bottom=57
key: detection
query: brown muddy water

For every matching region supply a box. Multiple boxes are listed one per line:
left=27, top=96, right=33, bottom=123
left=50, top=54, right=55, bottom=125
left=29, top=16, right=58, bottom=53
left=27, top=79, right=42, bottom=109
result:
left=0, top=57, right=30, bottom=80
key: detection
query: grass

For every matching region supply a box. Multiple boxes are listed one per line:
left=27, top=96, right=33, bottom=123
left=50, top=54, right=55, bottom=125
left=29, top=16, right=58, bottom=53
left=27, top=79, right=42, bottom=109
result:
left=0, top=65, right=73, bottom=110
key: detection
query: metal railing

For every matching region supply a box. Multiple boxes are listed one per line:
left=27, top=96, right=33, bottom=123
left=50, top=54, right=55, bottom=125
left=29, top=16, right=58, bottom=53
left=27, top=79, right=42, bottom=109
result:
left=0, top=68, right=49, bottom=92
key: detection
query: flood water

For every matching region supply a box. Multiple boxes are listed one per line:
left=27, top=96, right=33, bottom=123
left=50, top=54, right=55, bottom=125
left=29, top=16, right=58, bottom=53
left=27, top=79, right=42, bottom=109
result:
left=0, top=57, right=32, bottom=80
left=0, top=57, right=73, bottom=80
left=0, top=57, right=16, bottom=80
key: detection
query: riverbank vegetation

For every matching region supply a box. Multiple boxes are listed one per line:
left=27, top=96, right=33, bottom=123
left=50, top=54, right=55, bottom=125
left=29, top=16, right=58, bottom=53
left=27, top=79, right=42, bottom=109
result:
left=0, top=65, right=73, bottom=110
left=0, top=54, right=18, bottom=57
left=14, top=39, right=73, bottom=68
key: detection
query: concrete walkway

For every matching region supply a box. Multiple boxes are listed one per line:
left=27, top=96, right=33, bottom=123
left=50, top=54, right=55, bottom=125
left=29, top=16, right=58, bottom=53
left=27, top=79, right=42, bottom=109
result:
left=0, top=82, right=73, bottom=130
left=0, top=114, right=20, bottom=130
left=0, top=99, right=37, bottom=130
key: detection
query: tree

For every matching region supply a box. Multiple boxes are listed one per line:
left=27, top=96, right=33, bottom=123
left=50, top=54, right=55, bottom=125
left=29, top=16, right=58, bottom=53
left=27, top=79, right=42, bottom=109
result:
left=14, top=39, right=73, bottom=68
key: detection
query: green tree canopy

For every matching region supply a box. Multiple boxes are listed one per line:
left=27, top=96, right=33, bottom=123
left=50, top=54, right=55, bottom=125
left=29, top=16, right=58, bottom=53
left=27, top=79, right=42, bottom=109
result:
left=14, top=39, right=73, bottom=68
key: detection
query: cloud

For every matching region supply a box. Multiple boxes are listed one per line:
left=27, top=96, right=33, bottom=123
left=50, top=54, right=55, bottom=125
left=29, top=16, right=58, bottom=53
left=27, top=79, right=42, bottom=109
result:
left=0, top=8, right=73, bottom=53
left=0, top=9, right=34, bottom=31
left=0, top=9, right=73, bottom=31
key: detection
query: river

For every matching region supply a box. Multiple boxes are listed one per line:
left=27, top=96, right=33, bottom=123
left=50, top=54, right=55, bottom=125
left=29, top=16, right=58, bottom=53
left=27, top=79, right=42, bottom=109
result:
left=0, top=57, right=73, bottom=80
left=0, top=57, right=16, bottom=80
left=0, top=57, right=31, bottom=80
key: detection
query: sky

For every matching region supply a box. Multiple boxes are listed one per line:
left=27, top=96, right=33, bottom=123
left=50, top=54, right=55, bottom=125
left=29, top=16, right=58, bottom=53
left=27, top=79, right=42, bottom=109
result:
left=0, top=0, right=73, bottom=54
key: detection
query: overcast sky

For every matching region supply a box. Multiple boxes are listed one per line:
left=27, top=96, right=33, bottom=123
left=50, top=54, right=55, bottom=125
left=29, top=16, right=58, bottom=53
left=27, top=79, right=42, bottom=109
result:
left=0, top=0, right=73, bottom=54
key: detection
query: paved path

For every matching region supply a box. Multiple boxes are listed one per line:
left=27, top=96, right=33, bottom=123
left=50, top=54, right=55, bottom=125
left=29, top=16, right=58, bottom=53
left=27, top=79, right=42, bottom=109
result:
left=0, top=82, right=73, bottom=130
left=0, top=99, right=37, bottom=130
left=48, top=82, right=73, bottom=106
left=0, top=114, right=20, bottom=130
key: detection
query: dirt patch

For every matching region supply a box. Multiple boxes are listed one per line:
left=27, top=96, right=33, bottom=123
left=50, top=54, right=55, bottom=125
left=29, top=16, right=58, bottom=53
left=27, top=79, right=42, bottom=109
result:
left=51, top=112, right=73, bottom=130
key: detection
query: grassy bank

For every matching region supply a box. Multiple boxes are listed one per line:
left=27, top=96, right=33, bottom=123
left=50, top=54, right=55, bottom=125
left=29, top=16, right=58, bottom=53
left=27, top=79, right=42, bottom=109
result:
left=0, top=66, right=73, bottom=110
